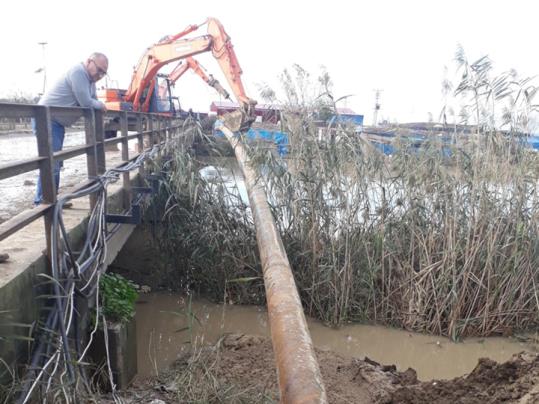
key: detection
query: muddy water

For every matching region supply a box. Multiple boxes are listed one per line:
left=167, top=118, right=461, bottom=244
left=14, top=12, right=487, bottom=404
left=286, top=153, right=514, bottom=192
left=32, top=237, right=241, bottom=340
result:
left=0, top=131, right=125, bottom=222
left=0, top=131, right=91, bottom=220
left=135, top=292, right=534, bottom=381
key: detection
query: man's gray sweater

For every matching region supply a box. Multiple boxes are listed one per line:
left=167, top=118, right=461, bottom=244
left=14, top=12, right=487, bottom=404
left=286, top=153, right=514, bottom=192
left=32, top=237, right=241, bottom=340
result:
left=39, top=63, right=105, bottom=127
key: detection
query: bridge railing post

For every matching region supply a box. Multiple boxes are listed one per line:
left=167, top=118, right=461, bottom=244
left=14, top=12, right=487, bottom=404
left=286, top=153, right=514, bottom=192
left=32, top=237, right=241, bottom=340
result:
left=148, top=116, right=154, bottom=148
left=83, top=109, right=98, bottom=210
left=120, top=111, right=130, bottom=210
left=157, top=117, right=162, bottom=158
left=137, top=115, right=145, bottom=183
left=33, top=106, right=56, bottom=265
left=166, top=117, right=171, bottom=145
left=95, top=110, right=106, bottom=175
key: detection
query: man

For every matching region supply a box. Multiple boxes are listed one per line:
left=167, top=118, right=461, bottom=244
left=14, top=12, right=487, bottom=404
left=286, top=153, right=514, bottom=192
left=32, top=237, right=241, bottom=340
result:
left=34, top=52, right=108, bottom=205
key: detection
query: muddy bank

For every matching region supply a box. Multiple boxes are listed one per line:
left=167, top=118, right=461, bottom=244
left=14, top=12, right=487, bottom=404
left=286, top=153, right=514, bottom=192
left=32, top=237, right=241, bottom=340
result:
left=385, top=352, right=539, bottom=403
left=104, top=334, right=539, bottom=403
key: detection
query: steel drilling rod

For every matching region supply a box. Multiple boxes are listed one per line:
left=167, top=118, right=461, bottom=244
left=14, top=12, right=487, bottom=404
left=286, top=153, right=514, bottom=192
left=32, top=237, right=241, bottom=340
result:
left=220, top=124, right=328, bottom=404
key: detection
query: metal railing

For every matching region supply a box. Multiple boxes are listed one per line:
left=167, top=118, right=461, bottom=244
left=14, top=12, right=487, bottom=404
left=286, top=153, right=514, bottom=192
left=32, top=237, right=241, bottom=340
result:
left=0, top=102, right=180, bottom=260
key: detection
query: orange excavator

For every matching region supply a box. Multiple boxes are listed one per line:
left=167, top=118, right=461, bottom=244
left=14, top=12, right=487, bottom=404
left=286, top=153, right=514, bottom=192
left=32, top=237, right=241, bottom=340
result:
left=98, top=17, right=256, bottom=131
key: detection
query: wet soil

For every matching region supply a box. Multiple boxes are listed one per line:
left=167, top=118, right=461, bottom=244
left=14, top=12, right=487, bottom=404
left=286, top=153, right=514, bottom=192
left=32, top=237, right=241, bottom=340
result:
left=106, top=334, right=539, bottom=403
left=384, top=352, right=539, bottom=403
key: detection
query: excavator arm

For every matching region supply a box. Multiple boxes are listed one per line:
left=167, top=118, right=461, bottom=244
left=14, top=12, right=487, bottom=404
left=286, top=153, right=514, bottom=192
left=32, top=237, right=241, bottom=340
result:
left=125, top=18, right=256, bottom=130
left=157, top=57, right=231, bottom=101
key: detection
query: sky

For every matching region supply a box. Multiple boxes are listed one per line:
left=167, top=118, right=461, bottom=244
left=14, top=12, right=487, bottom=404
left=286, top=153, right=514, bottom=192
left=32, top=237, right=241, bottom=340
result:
left=1, top=0, right=539, bottom=125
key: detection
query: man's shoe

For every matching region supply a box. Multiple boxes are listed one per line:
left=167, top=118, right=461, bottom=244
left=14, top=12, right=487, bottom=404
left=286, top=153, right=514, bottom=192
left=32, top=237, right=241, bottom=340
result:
left=0, top=253, right=9, bottom=263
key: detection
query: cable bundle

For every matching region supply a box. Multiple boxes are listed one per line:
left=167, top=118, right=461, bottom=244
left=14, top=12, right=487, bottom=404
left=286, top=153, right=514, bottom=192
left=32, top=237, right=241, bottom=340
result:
left=17, top=145, right=160, bottom=404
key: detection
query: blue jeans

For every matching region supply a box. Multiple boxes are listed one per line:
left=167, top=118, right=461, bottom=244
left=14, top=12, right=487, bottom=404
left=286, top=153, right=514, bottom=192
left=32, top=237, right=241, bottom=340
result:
left=34, top=120, right=66, bottom=205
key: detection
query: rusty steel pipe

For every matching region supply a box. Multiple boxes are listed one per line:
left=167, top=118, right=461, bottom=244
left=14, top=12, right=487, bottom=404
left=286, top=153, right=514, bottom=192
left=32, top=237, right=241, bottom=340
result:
left=220, top=125, right=327, bottom=404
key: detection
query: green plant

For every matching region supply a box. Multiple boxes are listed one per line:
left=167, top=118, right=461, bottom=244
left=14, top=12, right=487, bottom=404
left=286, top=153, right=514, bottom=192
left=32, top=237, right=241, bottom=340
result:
left=100, top=273, right=138, bottom=324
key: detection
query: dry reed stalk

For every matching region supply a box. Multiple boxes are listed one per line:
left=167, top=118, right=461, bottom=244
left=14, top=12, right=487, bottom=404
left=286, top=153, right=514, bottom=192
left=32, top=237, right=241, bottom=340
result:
left=157, top=64, right=539, bottom=340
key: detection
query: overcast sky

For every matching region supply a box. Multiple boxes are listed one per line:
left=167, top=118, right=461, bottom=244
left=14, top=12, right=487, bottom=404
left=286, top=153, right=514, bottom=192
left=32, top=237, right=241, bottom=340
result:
left=1, top=0, right=538, bottom=124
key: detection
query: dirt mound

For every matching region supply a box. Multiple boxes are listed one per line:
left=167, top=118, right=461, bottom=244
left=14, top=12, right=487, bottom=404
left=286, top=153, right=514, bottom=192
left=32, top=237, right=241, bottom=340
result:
left=214, top=335, right=539, bottom=403
left=106, top=334, right=539, bottom=403
left=383, top=352, right=539, bottom=404
left=208, top=334, right=414, bottom=402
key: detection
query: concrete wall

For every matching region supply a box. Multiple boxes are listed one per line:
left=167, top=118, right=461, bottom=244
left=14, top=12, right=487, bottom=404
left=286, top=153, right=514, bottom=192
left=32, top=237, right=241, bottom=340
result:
left=0, top=255, right=48, bottom=381
left=0, top=186, right=135, bottom=384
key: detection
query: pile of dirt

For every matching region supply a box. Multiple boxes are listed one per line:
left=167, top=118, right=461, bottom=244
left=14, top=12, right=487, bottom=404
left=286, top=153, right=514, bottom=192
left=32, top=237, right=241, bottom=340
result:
left=383, top=352, right=539, bottom=403
left=106, top=334, right=539, bottom=403
left=201, top=334, right=419, bottom=403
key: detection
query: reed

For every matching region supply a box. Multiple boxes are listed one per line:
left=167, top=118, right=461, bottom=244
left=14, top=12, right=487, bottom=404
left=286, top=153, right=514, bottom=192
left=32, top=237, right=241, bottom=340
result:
left=158, top=59, right=539, bottom=340
left=156, top=123, right=264, bottom=305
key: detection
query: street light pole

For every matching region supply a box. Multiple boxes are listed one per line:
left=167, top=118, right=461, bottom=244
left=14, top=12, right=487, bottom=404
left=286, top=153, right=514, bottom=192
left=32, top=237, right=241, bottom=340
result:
left=38, top=42, right=48, bottom=96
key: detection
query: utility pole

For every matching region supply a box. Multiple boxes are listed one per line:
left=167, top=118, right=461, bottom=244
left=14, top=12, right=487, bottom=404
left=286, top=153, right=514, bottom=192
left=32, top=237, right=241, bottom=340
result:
left=37, top=42, right=48, bottom=96
left=372, top=89, right=382, bottom=127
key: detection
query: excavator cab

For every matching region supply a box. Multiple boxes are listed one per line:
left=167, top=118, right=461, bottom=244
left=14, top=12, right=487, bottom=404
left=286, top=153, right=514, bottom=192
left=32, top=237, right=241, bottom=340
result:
left=99, top=81, right=176, bottom=116
left=151, top=77, right=175, bottom=114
